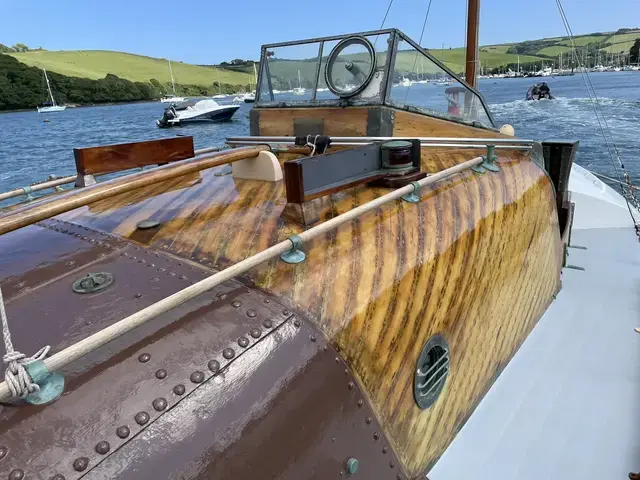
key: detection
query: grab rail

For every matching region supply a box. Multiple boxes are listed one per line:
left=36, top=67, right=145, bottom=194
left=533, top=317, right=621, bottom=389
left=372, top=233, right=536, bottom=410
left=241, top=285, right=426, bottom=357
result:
left=0, top=154, right=486, bottom=402
left=0, top=146, right=227, bottom=204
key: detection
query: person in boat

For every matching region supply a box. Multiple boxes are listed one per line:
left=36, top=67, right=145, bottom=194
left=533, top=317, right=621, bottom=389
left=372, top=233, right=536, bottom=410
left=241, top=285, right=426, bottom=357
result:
left=525, top=82, right=553, bottom=100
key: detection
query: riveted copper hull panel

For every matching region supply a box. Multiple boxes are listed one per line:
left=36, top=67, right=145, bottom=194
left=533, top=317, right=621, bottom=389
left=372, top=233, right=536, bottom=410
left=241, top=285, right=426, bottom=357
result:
left=86, top=319, right=405, bottom=480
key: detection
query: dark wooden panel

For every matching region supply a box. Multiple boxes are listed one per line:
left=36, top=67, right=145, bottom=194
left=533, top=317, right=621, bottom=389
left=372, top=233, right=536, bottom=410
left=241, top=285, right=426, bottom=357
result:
left=73, top=136, right=195, bottom=176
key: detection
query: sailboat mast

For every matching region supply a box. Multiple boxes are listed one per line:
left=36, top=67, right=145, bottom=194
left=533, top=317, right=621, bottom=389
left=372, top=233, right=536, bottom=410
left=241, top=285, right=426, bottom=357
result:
left=216, top=69, right=222, bottom=95
left=465, top=0, right=480, bottom=88
left=43, top=69, right=56, bottom=106
left=253, top=63, right=258, bottom=91
left=298, top=69, right=301, bottom=88
left=168, top=60, right=176, bottom=95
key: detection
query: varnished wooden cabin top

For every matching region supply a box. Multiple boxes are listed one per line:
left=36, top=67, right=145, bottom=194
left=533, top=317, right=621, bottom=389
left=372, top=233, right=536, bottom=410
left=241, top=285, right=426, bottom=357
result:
left=52, top=128, right=562, bottom=476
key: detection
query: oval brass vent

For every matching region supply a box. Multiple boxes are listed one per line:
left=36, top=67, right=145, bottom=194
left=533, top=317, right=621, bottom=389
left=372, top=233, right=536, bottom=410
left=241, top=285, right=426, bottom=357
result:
left=414, top=335, right=449, bottom=409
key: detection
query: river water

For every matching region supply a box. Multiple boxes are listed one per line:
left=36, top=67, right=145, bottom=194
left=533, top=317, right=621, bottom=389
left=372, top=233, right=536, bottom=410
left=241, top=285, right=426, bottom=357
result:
left=1, top=71, right=638, bottom=206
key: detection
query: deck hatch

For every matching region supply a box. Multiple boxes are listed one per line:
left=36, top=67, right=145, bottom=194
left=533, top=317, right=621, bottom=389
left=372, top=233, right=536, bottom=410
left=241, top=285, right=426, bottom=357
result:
left=414, top=334, right=450, bottom=409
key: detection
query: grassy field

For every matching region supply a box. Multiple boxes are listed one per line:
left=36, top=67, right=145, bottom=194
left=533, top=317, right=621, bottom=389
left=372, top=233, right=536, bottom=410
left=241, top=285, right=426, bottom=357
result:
left=9, top=50, right=253, bottom=86
left=537, top=45, right=573, bottom=56
left=557, top=35, right=607, bottom=47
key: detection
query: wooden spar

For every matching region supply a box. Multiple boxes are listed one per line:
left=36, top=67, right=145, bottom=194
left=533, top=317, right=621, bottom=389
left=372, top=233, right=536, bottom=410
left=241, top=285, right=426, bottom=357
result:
left=0, top=146, right=269, bottom=236
left=465, top=0, right=480, bottom=88
left=0, top=175, right=76, bottom=202
left=0, top=145, right=227, bottom=203
left=0, top=155, right=484, bottom=402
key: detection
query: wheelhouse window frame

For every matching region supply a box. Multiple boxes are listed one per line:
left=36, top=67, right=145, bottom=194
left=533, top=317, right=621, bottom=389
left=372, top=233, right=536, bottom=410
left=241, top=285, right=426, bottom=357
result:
left=255, top=28, right=497, bottom=130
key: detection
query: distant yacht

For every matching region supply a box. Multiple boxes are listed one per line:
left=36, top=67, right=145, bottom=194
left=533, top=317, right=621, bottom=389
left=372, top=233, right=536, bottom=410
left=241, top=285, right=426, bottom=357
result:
left=37, top=68, right=66, bottom=113
left=160, top=60, right=186, bottom=103
left=292, top=70, right=306, bottom=95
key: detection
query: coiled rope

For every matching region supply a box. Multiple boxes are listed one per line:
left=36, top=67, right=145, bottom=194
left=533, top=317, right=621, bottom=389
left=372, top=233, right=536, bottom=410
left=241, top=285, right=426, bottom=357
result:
left=555, top=0, right=640, bottom=241
left=0, top=287, right=50, bottom=398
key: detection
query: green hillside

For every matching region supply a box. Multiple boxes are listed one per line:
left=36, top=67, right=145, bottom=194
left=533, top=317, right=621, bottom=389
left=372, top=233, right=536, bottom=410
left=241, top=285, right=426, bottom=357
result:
left=9, top=50, right=252, bottom=87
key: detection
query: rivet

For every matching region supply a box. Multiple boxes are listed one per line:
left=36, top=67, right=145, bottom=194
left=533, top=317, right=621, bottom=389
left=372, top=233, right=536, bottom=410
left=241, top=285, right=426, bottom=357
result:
left=169, top=272, right=176, bottom=276
left=348, top=381, right=354, bottom=390
left=335, top=357, right=340, bottom=363
left=396, top=474, right=403, bottom=480
left=389, top=461, right=395, bottom=468
left=158, top=267, right=166, bottom=272
left=130, top=256, right=136, bottom=260
left=246, top=309, right=257, bottom=318
left=382, top=446, right=388, bottom=454
left=0, top=446, right=7, bottom=460
left=179, top=275, right=187, bottom=280
left=264, top=299, right=270, bottom=303
left=155, top=369, right=167, bottom=379
left=262, top=319, right=273, bottom=329
left=223, top=348, right=235, bottom=359
left=147, top=263, right=154, bottom=267
left=82, top=236, right=88, bottom=240
left=163, top=380, right=182, bottom=396
left=138, top=353, right=151, bottom=363
left=250, top=328, right=261, bottom=338
left=151, top=277, right=160, bottom=282
left=135, top=411, right=150, bottom=425
left=177, top=262, right=182, bottom=266
left=217, top=293, right=228, bottom=300
left=208, top=360, right=220, bottom=373
left=73, top=457, right=89, bottom=472
left=365, top=416, right=372, bottom=424
left=238, top=337, right=249, bottom=348
left=374, top=432, right=380, bottom=440
left=51, top=475, right=66, bottom=480
left=190, top=371, right=205, bottom=383
left=152, top=398, right=168, bottom=411
left=138, top=259, right=144, bottom=263
left=89, top=239, right=96, bottom=244
left=95, top=441, right=110, bottom=455
left=135, top=293, right=142, bottom=298
left=323, top=346, right=328, bottom=351
left=232, top=301, right=242, bottom=308
left=310, top=334, right=317, bottom=342
left=357, top=400, right=364, bottom=408
left=344, top=369, right=349, bottom=375
left=294, top=319, right=301, bottom=327
left=8, top=469, right=24, bottom=480
left=283, top=309, right=290, bottom=316
left=116, top=426, right=130, bottom=439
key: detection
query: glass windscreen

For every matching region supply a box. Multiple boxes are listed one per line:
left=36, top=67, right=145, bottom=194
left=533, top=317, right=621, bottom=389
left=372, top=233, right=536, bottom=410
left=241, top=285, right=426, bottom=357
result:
left=258, top=33, right=391, bottom=104
left=388, top=38, right=492, bottom=127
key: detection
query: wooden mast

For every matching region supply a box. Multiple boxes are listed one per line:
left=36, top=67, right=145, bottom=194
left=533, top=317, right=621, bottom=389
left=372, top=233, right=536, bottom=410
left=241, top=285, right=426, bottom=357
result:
left=465, top=0, right=480, bottom=88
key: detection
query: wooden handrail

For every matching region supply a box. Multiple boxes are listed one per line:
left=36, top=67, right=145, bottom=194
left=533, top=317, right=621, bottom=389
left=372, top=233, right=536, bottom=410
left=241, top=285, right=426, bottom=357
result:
left=0, top=155, right=484, bottom=402
left=0, top=146, right=269, bottom=236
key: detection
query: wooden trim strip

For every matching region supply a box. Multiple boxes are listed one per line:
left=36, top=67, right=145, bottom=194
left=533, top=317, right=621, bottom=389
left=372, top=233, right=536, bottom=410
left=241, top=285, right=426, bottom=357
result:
left=0, top=146, right=269, bottom=236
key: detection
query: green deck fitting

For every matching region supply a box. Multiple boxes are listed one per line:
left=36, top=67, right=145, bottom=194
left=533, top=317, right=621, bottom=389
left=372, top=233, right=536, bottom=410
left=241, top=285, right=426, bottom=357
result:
left=401, top=181, right=421, bottom=203
left=24, top=360, right=65, bottom=405
left=280, top=235, right=306, bottom=264
left=481, top=144, right=500, bottom=172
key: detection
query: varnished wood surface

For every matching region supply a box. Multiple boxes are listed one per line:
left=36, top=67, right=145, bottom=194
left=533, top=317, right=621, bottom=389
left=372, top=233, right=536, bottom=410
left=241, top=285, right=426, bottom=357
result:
left=74, top=136, right=195, bottom=176
left=254, top=107, right=370, bottom=136
left=60, top=144, right=562, bottom=477
left=0, top=146, right=268, bottom=236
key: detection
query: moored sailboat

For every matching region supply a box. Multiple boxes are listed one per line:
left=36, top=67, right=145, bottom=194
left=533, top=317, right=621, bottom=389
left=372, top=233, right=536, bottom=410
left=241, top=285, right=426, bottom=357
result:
left=37, top=68, right=66, bottom=113
left=160, top=59, right=186, bottom=103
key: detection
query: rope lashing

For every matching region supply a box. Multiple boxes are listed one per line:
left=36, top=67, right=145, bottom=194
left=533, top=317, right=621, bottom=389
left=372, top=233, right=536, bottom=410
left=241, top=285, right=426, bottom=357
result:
left=0, top=287, right=50, bottom=398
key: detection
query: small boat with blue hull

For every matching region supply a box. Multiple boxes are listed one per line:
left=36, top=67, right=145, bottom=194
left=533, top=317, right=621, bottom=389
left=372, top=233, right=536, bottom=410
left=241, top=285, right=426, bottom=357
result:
left=157, top=98, right=240, bottom=127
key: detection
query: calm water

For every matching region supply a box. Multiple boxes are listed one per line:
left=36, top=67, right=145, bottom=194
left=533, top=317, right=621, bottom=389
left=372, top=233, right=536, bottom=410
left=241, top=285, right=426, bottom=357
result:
left=1, top=71, right=639, bottom=205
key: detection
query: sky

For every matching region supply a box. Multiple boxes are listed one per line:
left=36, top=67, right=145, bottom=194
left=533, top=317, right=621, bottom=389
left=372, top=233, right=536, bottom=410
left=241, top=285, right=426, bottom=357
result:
left=1, top=0, right=637, bottom=64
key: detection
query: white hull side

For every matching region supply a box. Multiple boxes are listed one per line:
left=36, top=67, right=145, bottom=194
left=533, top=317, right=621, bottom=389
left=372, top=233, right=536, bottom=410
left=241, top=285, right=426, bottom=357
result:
left=37, top=105, right=67, bottom=113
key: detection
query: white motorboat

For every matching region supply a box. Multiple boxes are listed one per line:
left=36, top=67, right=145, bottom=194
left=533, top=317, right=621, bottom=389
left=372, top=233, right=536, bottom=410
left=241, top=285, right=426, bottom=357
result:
left=37, top=69, right=67, bottom=113
left=160, top=60, right=186, bottom=103
left=156, top=98, right=239, bottom=127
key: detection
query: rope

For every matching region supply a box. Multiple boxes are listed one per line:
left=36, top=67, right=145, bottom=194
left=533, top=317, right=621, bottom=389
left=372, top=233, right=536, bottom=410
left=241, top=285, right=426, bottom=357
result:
left=591, top=171, right=640, bottom=191
left=305, top=135, right=320, bottom=156
left=0, top=287, right=50, bottom=398
left=403, top=0, right=435, bottom=103
left=554, top=0, right=640, bottom=241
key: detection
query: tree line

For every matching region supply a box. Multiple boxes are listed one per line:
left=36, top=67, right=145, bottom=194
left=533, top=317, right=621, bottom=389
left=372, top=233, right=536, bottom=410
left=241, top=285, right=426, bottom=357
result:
left=0, top=54, right=241, bottom=111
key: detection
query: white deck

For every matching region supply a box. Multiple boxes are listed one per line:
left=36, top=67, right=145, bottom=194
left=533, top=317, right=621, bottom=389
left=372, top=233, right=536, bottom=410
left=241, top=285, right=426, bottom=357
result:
left=430, top=164, right=640, bottom=480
